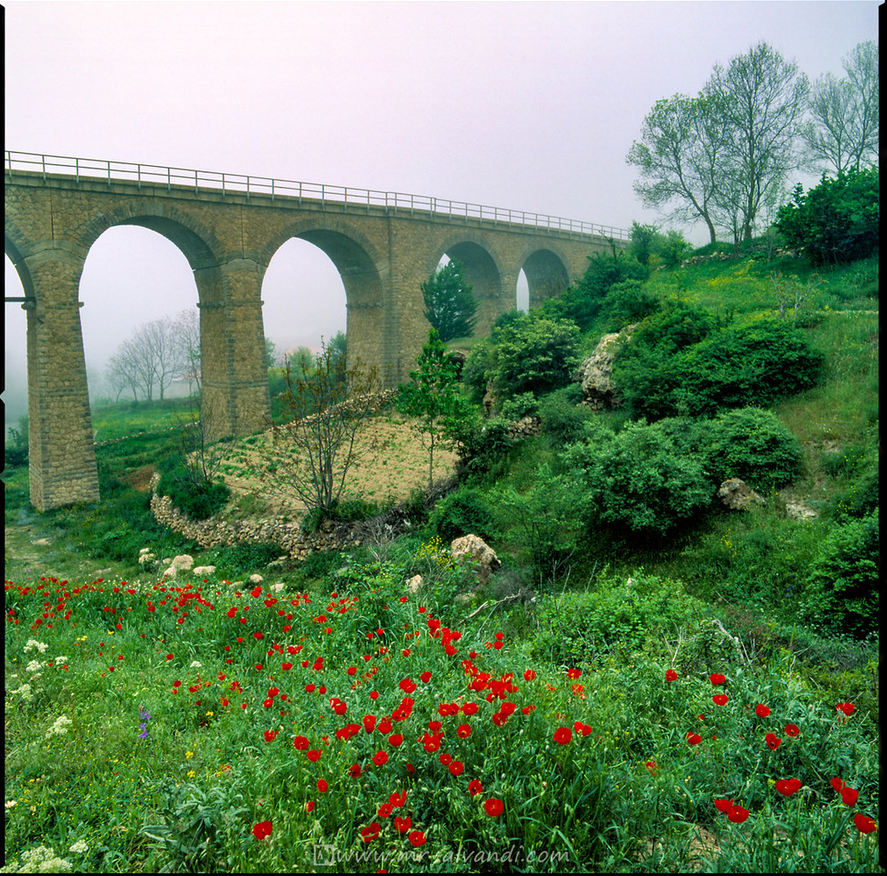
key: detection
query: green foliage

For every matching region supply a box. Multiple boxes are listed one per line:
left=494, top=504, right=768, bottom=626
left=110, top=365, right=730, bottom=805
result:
left=537, top=386, right=592, bottom=446
left=774, top=167, right=879, bottom=265
left=488, top=312, right=582, bottom=399
left=550, top=250, right=649, bottom=331
left=203, top=541, right=283, bottom=576
left=492, top=464, right=582, bottom=579
left=497, top=392, right=538, bottom=422
left=396, top=329, right=474, bottom=490
left=529, top=569, right=707, bottom=664
left=5, top=416, right=29, bottom=469
left=563, top=418, right=713, bottom=536
left=422, top=259, right=477, bottom=342
left=447, top=412, right=515, bottom=482
left=460, top=336, right=497, bottom=405
left=156, top=462, right=231, bottom=521
left=614, top=311, right=823, bottom=419
left=627, top=221, right=659, bottom=265
left=704, top=407, right=802, bottom=490
left=428, top=486, right=497, bottom=542
left=802, top=510, right=879, bottom=638
left=658, top=229, right=692, bottom=267
left=597, top=279, right=662, bottom=331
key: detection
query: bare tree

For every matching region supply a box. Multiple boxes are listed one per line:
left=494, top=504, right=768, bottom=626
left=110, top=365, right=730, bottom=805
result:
left=264, top=340, right=382, bottom=519
left=804, top=41, right=879, bottom=174
left=706, top=42, right=809, bottom=242
left=627, top=92, right=732, bottom=244
left=172, top=308, right=201, bottom=395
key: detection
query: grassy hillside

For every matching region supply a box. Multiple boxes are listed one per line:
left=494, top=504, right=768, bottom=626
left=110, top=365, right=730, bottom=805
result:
left=3, top=249, right=879, bottom=873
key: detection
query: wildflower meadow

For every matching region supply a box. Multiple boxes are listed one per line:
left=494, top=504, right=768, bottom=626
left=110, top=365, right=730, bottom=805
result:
left=3, top=549, right=879, bottom=872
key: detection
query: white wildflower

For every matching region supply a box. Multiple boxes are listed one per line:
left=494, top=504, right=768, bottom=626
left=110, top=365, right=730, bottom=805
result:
left=68, top=840, right=88, bottom=854
left=189, top=661, right=202, bottom=669
left=24, top=639, right=48, bottom=654
left=4, top=800, right=16, bottom=809
left=45, top=716, right=72, bottom=738
left=25, top=660, right=43, bottom=673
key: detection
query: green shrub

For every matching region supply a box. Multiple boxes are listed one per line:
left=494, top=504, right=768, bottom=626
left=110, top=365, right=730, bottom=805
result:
left=537, top=386, right=593, bottom=445
left=802, top=510, right=879, bottom=638
left=449, top=413, right=515, bottom=481
left=205, top=541, right=283, bottom=576
left=563, top=418, right=713, bottom=536
left=528, top=569, right=707, bottom=665
left=156, top=463, right=230, bottom=521
left=598, top=279, right=661, bottom=331
left=498, top=392, right=539, bottom=421
left=704, top=407, right=802, bottom=490
left=4, top=417, right=29, bottom=469
left=491, top=313, right=581, bottom=399
left=774, top=167, right=879, bottom=266
left=428, top=486, right=497, bottom=542
left=614, top=313, right=823, bottom=419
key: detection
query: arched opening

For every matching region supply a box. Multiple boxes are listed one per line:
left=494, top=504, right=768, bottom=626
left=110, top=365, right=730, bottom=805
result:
left=437, top=241, right=503, bottom=337
left=4, top=254, right=29, bottom=441
left=79, top=226, right=200, bottom=410
left=261, top=238, right=348, bottom=365
left=522, top=249, right=570, bottom=309
left=516, top=269, right=530, bottom=312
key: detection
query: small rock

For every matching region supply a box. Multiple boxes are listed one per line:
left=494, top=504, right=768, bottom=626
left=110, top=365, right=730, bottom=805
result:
left=248, top=573, right=264, bottom=584
left=451, top=534, right=501, bottom=584
left=785, top=501, right=817, bottom=520
left=192, top=566, right=217, bottom=576
left=407, top=575, right=423, bottom=595
left=718, top=479, right=765, bottom=511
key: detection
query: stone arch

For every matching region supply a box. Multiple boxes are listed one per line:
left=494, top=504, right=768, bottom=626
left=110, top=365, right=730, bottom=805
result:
left=428, top=233, right=506, bottom=336
left=4, top=233, right=35, bottom=299
left=519, top=246, right=572, bottom=308
left=262, top=217, right=387, bottom=375
left=75, top=200, right=223, bottom=276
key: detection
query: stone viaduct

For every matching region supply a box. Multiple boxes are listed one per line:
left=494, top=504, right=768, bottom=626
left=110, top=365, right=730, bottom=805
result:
left=4, top=152, right=627, bottom=510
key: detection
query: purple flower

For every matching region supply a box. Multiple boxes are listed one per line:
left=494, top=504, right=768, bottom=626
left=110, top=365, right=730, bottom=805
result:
left=137, top=706, right=151, bottom=739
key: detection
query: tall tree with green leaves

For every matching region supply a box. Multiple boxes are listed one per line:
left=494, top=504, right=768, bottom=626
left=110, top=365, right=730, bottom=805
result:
left=396, top=328, right=473, bottom=490
left=422, top=260, right=477, bottom=342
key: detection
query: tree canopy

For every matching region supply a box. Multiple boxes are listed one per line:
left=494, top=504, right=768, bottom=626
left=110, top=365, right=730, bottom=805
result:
left=422, top=260, right=477, bottom=342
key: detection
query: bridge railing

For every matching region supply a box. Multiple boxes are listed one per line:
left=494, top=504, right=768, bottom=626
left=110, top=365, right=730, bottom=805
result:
left=5, top=150, right=629, bottom=240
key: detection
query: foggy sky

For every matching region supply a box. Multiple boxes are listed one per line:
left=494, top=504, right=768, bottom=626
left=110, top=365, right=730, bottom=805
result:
left=3, top=0, right=879, bottom=427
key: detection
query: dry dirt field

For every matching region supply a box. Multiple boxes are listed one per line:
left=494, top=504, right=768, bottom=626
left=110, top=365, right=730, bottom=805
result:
left=216, top=412, right=460, bottom=517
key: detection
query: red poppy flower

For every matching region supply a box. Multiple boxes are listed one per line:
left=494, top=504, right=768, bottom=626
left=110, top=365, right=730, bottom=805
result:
left=360, top=822, right=381, bottom=843
left=263, top=730, right=278, bottom=743
left=553, top=726, right=572, bottom=744
left=727, top=804, right=749, bottom=823
left=304, top=801, right=315, bottom=813
left=439, top=753, right=453, bottom=766
left=830, top=777, right=846, bottom=792
left=420, top=671, right=432, bottom=683
left=394, top=815, right=412, bottom=833
left=484, top=798, right=504, bottom=817
left=854, top=813, right=877, bottom=834
left=468, top=779, right=484, bottom=796
left=665, top=669, right=678, bottom=682
left=784, top=724, right=800, bottom=737
left=491, top=712, right=508, bottom=727
left=389, top=790, right=408, bottom=807
left=836, top=702, right=855, bottom=716
left=712, top=694, right=728, bottom=706
left=714, top=798, right=733, bottom=813
left=372, top=750, right=388, bottom=767
left=462, top=702, right=479, bottom=716
left=349, top=763, right=362, bottom=778
left=293, top=736, right=309, bottom=749
left=686, top=732, right=702, bottom=745
left=377, top=802, right=394, bottom=818
left=840, top=787, right=859, bottom=807
left=307, top=749, right=322, bottom=762
left=456, top=723, right=472, bottom=739
left=645, top=760, right=659, bottom=773
left=775, top=778, right=802, bottom=797
left=765, top=733, right=782, bottom=750
left=252, top=820, right=273, bottom=840
left=409, top=830, right=427, bottom=847
left=166, top=654, right=174, bottom=661
left=377, top=717, right=393, bottom=735
left=449, top=760, right=465, bottom=776
left=317, top=779, right=328, bottom=793
left=523, top=669, right=537, bottom=681
left=399, top=678, right=417, bottom=694
left=709, top=673, right=726, bottom=685
left=755, top=704, right=771, bottom=718
left=388, top=733, right=404, bottom=747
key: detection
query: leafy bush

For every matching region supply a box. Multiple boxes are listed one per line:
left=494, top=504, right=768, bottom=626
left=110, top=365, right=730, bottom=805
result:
left=489, top=313, right=581, bottom=400
left=563, top=419, right=713, bottom=536
left=428, top=486, right=497, bottom=542
left=774, top=167, right=879, bottom=266
left=802, top=510, right=879, bottom=638
left=704, top=407, right=802, bottom=490
left=156, top=463, right=230, bottom=521
left=448, top=413, right=515, bottom=482
left=4, top=417, right=29, bottom=469
left=614, top=313, right=823, bottom=419
left=537, top=386, right=593, bottom=445
left=205, top=541, right=283, bottom=576
left=528, top=569, right=707, bottom=664
left=548, top=251, right=649, bottom=331
left=498, top=392, right=539, bottom=422
left=597, top=280, right=661, bottom=331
